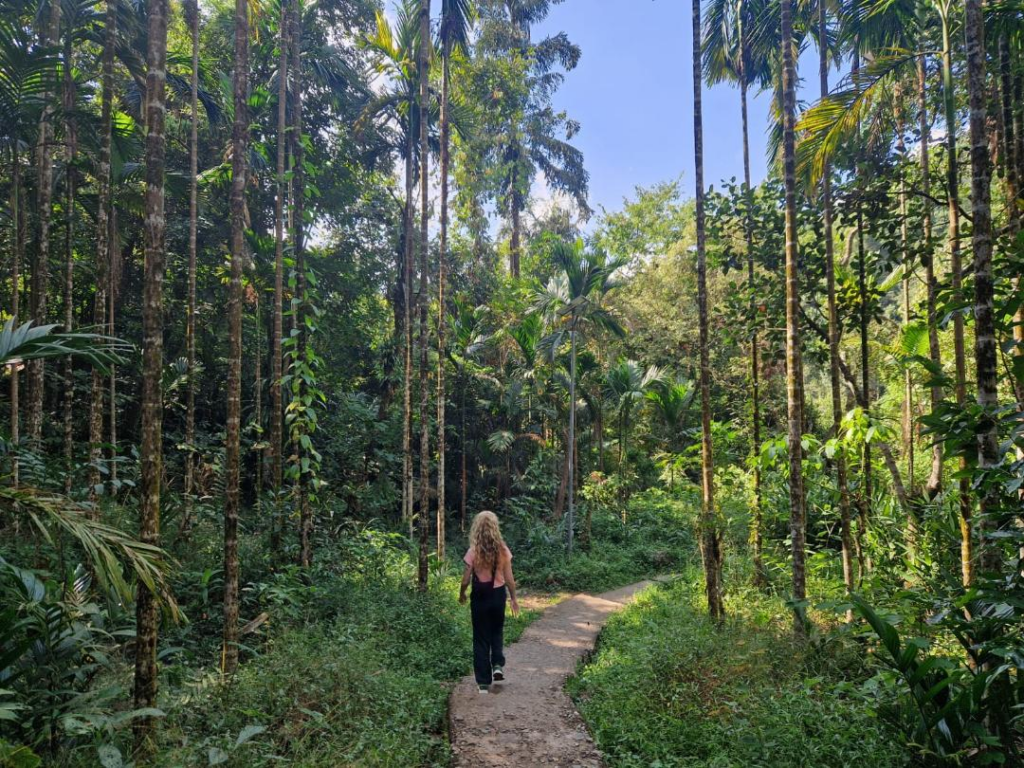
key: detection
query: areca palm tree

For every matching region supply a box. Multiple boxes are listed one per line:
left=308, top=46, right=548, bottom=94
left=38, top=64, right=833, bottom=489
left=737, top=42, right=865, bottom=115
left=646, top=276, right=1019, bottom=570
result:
left=135, top=0, right=169, bottom=746
left=693, top=0, right=724, bottom=621
left=603, top=359, right=663, bottom=507
left=0, top=14, right=56, bottom=486
left=362, top=3, right=434, bottom=537
left=817, top=0, right=854, bottom=601
left=476, top=0, right=590, bottom=276
left=779, top=0, right=806, bottom=636
left=183, top=0, right=200, bottom=531
left=447, top=298, right=489, bottom=531
left=963, top=0, right=1000, bottom=574
left=534, top=239, right=624, bottom=553
left=25, top=0, right=62, bottom=449
left=416, top=0, right=431, bottom=591
left=222, top=0, right=250, bottom=675
left=89, top=0, right=117, bottom=503
left=364, top=3, right=419, bottom=535
left=435, top=0, right=474, bottom=562
left=702, top=0, right=771, bottom=587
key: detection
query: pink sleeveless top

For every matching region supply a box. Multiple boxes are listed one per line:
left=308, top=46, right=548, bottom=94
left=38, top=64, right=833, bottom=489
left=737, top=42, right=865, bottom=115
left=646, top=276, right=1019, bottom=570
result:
left=464, top=544, right=513, bottom=587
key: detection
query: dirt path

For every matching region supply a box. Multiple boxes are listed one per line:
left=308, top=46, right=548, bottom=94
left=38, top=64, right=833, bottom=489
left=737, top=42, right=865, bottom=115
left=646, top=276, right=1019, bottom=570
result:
left=448, top=581, right=652, bottom=767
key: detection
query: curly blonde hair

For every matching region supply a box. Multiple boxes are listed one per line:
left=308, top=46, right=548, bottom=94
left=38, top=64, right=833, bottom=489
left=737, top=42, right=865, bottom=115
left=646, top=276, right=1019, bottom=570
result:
left=469, top=511, right=504, bottom=576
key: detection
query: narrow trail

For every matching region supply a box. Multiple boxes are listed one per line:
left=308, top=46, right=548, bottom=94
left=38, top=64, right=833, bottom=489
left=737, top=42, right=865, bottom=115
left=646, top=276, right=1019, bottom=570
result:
left=449, top=581, right=652, bottom=768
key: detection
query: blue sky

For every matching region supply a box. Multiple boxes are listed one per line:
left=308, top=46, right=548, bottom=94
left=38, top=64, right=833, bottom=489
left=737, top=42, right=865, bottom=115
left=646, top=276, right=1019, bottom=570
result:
left=534, top=0, right=824, bottom=217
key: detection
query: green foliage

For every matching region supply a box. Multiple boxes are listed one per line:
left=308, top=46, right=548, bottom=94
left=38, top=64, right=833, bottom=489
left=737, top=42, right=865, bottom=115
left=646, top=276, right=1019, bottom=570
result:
left=148, top=534, right=538, bottom=768
left=570, top=575, right=911, bottom=768
left=852, top=598, right=1013, bottom=763
left=503, top=488, right=695, bottom=592
left=0, top=561, right=161, bottom=758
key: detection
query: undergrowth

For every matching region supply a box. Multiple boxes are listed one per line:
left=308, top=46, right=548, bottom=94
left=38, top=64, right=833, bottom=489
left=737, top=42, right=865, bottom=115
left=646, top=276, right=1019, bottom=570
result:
left=568, top=568, right=911, bottom=768
left=501, top=488, right=695, bottom=592
left=50, top=525, right=539, bottom=768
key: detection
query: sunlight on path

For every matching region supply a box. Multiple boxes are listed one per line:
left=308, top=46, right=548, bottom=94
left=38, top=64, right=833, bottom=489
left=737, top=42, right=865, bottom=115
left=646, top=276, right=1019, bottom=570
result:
left=449, top=581, right=652, bottom=768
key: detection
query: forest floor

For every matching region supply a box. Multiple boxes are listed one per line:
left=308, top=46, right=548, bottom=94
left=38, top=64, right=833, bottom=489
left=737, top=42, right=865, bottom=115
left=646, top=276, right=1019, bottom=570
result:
left=448, top=580, right=654, bottom=768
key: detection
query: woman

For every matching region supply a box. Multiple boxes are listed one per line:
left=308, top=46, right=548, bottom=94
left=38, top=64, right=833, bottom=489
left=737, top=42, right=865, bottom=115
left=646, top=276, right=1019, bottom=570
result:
left=459, top=511, right=520, bottom=693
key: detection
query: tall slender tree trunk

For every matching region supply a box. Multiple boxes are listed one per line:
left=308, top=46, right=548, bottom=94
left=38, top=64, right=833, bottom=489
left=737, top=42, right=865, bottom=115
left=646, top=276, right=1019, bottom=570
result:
left=61, top=31, right=77, bottom=494
left=416, top=0, right=431, bottom=590
left=851, top=43, right=871, bottom=579
left=740, top=64, right=766, bottom=587
left=820, top=0, right=855, bottom=601
left=290, top=0, right=311, bottom=569
left=108, top=217, right=118, bottom=489
left=510, top=169, right=521, bottom=278
left=10, top=149, right=23, bottom=487
left=460, top=379, right=467, bottom=532
left=567, top=328, right=577, bottom=553
left=437, top=52, right=451, bottom=561
left=896, top=119, right=921, bottom=563
left=920, top=56, right=944, bottom=499
left=693, top=0, right=723, bottom=621
left=999, top=37, right=1023, bottom=406
left=941, top=15, right=972, bottom=586
left=28, top=0, right=62, bottom=447
left=133, top=0, right=169, bottom=748
left=1016, top=62, right=1024, bottom=198
left=271, top=0, right=288, bottom=522
left=856, top=200, right=870, bottom=578
left=402, top=142, right=415, bottom=538
left=964, top=0, right=1001, bottom=576
left=183, top=0, right=200, bottom=536
left=781, top=0, right=806, bottom=635
left=222, top=0, right=249, bottom=676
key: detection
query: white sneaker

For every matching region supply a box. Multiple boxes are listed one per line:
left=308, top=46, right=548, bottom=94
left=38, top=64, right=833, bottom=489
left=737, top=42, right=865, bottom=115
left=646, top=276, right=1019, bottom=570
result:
left=477, top=685, right=489, bottom=694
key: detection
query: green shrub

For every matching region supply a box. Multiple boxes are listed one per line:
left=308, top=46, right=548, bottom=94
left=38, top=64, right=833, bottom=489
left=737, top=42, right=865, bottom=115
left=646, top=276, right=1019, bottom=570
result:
left=498, top=488, right=695, bottom=593
left=569, top=575, right=911, bottom=768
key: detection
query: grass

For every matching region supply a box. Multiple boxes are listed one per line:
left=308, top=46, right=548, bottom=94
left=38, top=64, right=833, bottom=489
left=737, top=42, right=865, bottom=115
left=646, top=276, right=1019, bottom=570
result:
left=568, top=571, right=911, bottom=768
left=146, top=572, right=540, bottom=768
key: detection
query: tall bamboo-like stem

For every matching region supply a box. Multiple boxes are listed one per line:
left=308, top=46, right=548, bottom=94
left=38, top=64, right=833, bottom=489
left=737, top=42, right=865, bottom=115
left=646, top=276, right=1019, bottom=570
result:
left=416, top=0, right=431, bottom=590
left=460, top=379, right=467, bottom=532
left=848, top=34, right=873, bottom=581
left=271, top=0, right=288, bottom=512
left=565, top=324, right=577, bottom=552
left=133, top=0, right=168, bottom=748
left=781, top=0, right=806, bottom=635
left=222, top=0, right=249, bottom=675
left=183, top=0, right=200, bottom=535
left=693, top=0, right=724, bottom=621
left=290, top=0, right=311, bottom=569
left=510, top=163, right=521, bottom=277
left=964, top=0, right=1000, bottom=576
left=999, top=37, right=1023, bottom=407
left=896, top=115, right=920, bottom=562
left=87, top=1, right=112, bottom=499
left=10, top=146, right=22, bottom=487
left=920, top=56, right=943, bottom=499
left=402, top=137, right=414, bottom=539
left=61, top=30, right=77, bottom=494
left=939, top=4, right=972, bottom=585
left=28, top=0, right=62, bottom=447
left=820, top=0, right=854, bottom=601
left=437, top=49, right=450, bottom=561
left=108, top=211, right=117, bottom=488
left=739, top=9, right=765, bottom=588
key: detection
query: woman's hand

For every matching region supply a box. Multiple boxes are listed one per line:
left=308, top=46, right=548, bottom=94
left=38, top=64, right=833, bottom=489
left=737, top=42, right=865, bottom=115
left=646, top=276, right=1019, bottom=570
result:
left=510, top=598, right=520, bottom=617
left=459, top=592, right=467, bottom=605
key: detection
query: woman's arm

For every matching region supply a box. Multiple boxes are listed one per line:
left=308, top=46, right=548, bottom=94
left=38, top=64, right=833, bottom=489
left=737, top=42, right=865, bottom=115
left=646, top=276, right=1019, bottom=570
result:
left=458, top=563, right=472, bottom=604
left=504, top=557, right=520, bottom=616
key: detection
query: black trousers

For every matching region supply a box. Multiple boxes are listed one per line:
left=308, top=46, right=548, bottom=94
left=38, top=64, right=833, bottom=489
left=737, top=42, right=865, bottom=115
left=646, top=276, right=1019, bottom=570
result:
left=470, top=583, right=506, bottom=685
